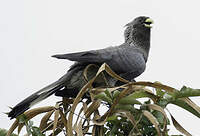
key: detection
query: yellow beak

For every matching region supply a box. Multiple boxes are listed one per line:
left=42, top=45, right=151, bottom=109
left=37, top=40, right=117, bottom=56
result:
left=144, top=18, right=154, bottom=28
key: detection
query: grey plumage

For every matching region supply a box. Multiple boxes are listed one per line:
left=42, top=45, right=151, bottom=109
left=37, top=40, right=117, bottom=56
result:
left=8, top=16, right=153, bottom=119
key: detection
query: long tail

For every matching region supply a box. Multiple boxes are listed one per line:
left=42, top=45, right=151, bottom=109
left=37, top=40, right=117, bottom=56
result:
left=8, top=80, right=65, bottom=119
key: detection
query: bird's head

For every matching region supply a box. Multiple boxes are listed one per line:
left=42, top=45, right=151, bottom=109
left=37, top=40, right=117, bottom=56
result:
left=125, top=16, right=153, bottom=29
left=124, top=16, right=153, bottom=60
left=124, top=16, right=153, bottom=45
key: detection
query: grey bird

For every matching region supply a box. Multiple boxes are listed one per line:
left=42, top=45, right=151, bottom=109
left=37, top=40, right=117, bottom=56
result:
left=8, top=16, right=153, bottom=119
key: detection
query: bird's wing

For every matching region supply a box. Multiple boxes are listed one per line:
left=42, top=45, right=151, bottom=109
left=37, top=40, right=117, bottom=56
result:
left=52, top=47, right=115, bottom=63
left=52, top=45, right=146, bottom=75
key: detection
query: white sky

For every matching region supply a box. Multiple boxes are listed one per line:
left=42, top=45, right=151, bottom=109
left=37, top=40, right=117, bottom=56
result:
left=1, top=0, right=200, bottom=135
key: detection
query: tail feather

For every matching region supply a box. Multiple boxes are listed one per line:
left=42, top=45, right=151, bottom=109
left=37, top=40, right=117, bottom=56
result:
left=8, top=80, right=64, bottom=119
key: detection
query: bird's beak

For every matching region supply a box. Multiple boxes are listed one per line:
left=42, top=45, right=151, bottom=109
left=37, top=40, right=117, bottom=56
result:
left=144, top=18, right=154, bottom=28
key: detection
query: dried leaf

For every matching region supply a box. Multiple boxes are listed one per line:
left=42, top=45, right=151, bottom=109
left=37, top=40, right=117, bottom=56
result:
left=169, top=111, right=192, bottom=136
left=48, top=120, right=64, bottom=136
left=131, top=81, right=176, bottom=93
left=124, top=112, right=139, bottom=132
left=83, top=64, right=99, bottom=81
left=93, top=116, right=107, bottom=126
left=41, top=121, right=54, bottom=133
left=85, top=100, right=101, bottom=118
left=97, top=63, right=129, bottom=83
left=52, top=106, right=60, bottom=136
left=92, top=125, right=97, bottom=136
left=68, top=64, right=118, bottom=135
left=6, top=120, right=19, bottom=136
left=171, top=98, right=200, bottom=118
left=75, top=120, right=83, bottom=136
left=39, top=110, right=54, bottom=131
left=74, top=106, right=84, bottom=127
left=92, top=125, right=104, bottom=136
left=67, top=77, right=95, bottom=135
left=62, top=97, right=73, bottom=112
left=59, top=109, right=68, bottom=131
left=143, top=110, right=161, bottom=136
left=8, top=106, right=55, bottom=135
left=183, top=98, right=200, bottom=115
left=82, top=102, right=88, bottom=114
left=24, top=106, right=55, bottom=120
left=146, top=104, right=168, bottom=131
left=17, top=121, right=23, bottom=134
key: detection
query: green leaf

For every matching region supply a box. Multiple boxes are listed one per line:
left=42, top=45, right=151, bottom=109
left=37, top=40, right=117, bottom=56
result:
left=0, top=128, right=18, bottom=136
left=173, top=86, right=200, bottom=98
left=157, top=98, right=169, bottom=108
left=107, top=115, right=118, bottom=122
left=105, top=89, right=112, bottom=99
left=128, top=90, right=156, bottom=99
left=17, top=114, right=27, bottom=124
left=119, top=96, right=141, bottom=105
left=154, top=81, right=165, bottom=97
left=113, top=90, right=120, bottom=99
left=153, top=111, right=164, bottom=124
left=94, top=92, right=112, bottom=104
left=32, top=126, right=45, bottom=136
left=28, top=120, right=33, bottom=128
left=110, top=124, right=118, bottom=135
left=171, top=99, right=200, bottom=118
left=115, top=104, right=136, bottom=113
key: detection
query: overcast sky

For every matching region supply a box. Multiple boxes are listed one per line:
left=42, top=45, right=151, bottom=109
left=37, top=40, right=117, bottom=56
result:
left=1, top=0, right=200, bottom=135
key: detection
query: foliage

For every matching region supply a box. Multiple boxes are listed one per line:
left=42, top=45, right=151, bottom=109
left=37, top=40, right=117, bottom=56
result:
left=17, top=114, right=44, bottom=136
left=6, top=63, right=200, bottom=136
left=0, top=129, right=17, bottom=136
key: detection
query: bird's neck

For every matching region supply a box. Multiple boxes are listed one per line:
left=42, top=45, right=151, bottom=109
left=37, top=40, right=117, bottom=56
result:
left=125, top=27, right=151, bottom=61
